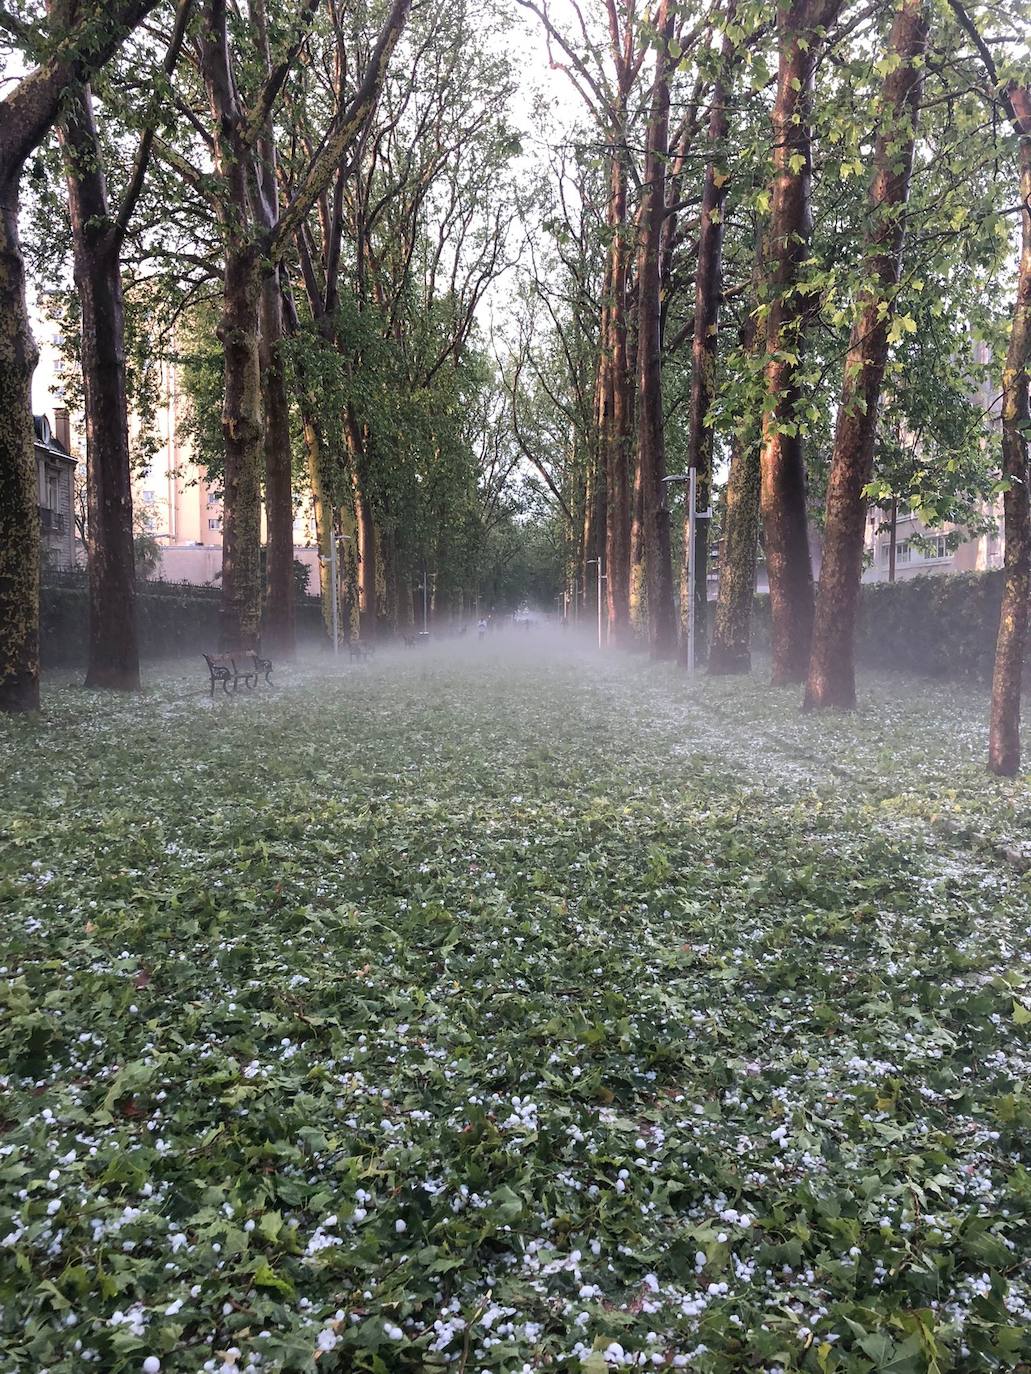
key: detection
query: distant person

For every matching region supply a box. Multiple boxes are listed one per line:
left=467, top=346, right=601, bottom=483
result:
left=477, top=618, right=487, bottom=641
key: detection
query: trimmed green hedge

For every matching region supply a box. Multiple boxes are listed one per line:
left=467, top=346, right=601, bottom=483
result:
left=753, top=570, right=1006, bottom=683
left=40, top=578, right=326, bottom=669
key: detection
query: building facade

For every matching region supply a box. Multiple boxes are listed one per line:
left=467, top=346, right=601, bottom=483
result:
left=32, top=319, right=321, bottom=591
left=34, top=412, right=76, bottom=570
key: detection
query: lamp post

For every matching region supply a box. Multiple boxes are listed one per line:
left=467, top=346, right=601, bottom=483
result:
left=663, top=471, right=712, bottom=673
left=318, top=519, right=352, bottom=655
left=585, top=556, right=606, bottom=649
left=417, top=567, right=435, bottom=635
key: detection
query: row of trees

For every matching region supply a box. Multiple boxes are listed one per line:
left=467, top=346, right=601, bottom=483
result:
left=511, top=0, right=1030, bottom=773
left=0, top=0, right=1028, bottom=774
left=1, top=0, right=535, bottom=711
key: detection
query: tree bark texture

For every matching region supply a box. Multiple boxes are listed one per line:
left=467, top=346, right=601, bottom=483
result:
left=988, top=86, right=1031, bottom=775
left=680, top=15, right=737, bottom=668
left=59, top=82, right=141, bottom=691
left=201, top=0, right=264, bottom=652
left=709, top=289, right=763, bottom=675
left=629, top=440, right=647, bottom=638
left=260, top=269, right=296, bottom=657
left=0, top=176, right=40, bottom=711
left=636, top=0, right=677, bottom=660
left=709, top=427, right=761, bottom=675
left=805, top=0, right=928, bottom=709
left=351, top=443, right=378, bottom=640
left=759, top=0, right=841, bottom=684
left=602, top=160, right=633, bottom=647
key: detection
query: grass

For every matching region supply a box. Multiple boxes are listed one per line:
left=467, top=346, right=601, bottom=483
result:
left=1, top=635, right=1029, bottom=1374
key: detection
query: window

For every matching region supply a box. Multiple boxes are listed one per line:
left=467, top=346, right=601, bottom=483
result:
left=896, top=541, right=911, bottom=564
left=46, top=469, right=60, bottom=513
left=926, top=535, right=947, bottom=560
left=142, top=489, right=156, bottom=504
left=208, top=518, right=221, bottom=531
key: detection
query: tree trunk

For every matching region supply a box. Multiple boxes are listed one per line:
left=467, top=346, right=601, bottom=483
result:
left=636, top=0, right=677, bottom=660
left=680, top=16, right=737, bottom=669
left=202, top=0, right=264, bottom=652
left=602, top=155, right=633, bottom=647
left=59, top=82, right=141, bottom=691
left=805, top=0, right=928, bottom=710
left=888, top=498, right=897, bottom=581
left=251, top=0, right=296, bottom=662
left=355, top=477, right=378, bottom=640
left=260, top=268, right=295, bottom=657
left=709, top=428, right=762, bottom=675
left=759, top=0, right=841, bottom=684
left=629, top=445, right=647, bottom=638
left=582, top=447, right=602, bottom=629
left=988, top=87, right=1031, bottom=775
left=301, top=404, right=333, bottom=637
left=0, top=0, right=161, bottom=711
left=282, top=282, right=336, bottom=641
left=217, top=244, right=264, bottom=651
left=0, top=176, right=40, bottom=712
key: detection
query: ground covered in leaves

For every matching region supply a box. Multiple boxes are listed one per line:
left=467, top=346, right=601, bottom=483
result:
left=1, top=635, right=1030, bottom=1374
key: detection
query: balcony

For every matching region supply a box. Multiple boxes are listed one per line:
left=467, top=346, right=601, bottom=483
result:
left=38, top=506, right=66, bottom=536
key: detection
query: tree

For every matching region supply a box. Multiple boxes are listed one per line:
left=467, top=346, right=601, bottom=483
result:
left=167, top=0, right=410, bottom=651
left=946, top=1, right=1031, bottom=774
left=55, top=0, right=192, bottom=691
left=679, top=4, right=742, bottom=667
left=708, top=261, right=763, bottom=674
left=805, top=0, right=929, bottom=710
left=513, top=0, right=645, bottom=648
left=636, top=0, right=678, bottom=660
left=988, top=92, right=1031, bottom=774
left=0, top=0, right=163, bottom=712
left=758, top=0, right=842, bottom=686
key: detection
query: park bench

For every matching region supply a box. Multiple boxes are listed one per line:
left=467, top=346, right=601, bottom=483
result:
left=203, top=651, right=273, bottom=695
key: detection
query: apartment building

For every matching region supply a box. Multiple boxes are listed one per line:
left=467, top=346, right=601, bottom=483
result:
left=862, top=502, right=1004, bottom=583
left=32, top=317, right=320, bottom=590
left=34, top=411, right=76, bottom=570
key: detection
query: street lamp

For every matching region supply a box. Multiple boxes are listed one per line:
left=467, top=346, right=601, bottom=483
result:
left=317, top=517, right=352, bottom=655
left=417, top=567, right=436, bottom=635
left=663, top=470, right=712, bottom=674
left=585, top=556, right=607, bottom=649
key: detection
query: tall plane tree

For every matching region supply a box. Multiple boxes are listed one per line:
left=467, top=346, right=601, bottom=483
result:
left=636, top=0, right=677, bottom=659
left=175, top=0, right=410, bottom=651
left=708, top=253, right=763, bottom=674
left=947, top=1, right=1031, bottom=774
left=514, top=0, right=644, bottom=647
left=679, top=4, right=741, bottom=666
left=758, top=0, right=841, bottom=685
left=805, top=0, right=929, bottom=709
left=57, top=0, right=193, bottom=690
left=0, top=0, right=162, bottom=712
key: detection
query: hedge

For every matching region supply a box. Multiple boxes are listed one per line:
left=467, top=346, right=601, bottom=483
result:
left=40, top=576, right=327, bottom=669
left=753, top=570, right=1006, bottom=683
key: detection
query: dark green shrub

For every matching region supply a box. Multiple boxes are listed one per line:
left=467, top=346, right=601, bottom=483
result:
left=753, top=571, right=1005, bottom=683
left=40, top=574, right=326, bottom=669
